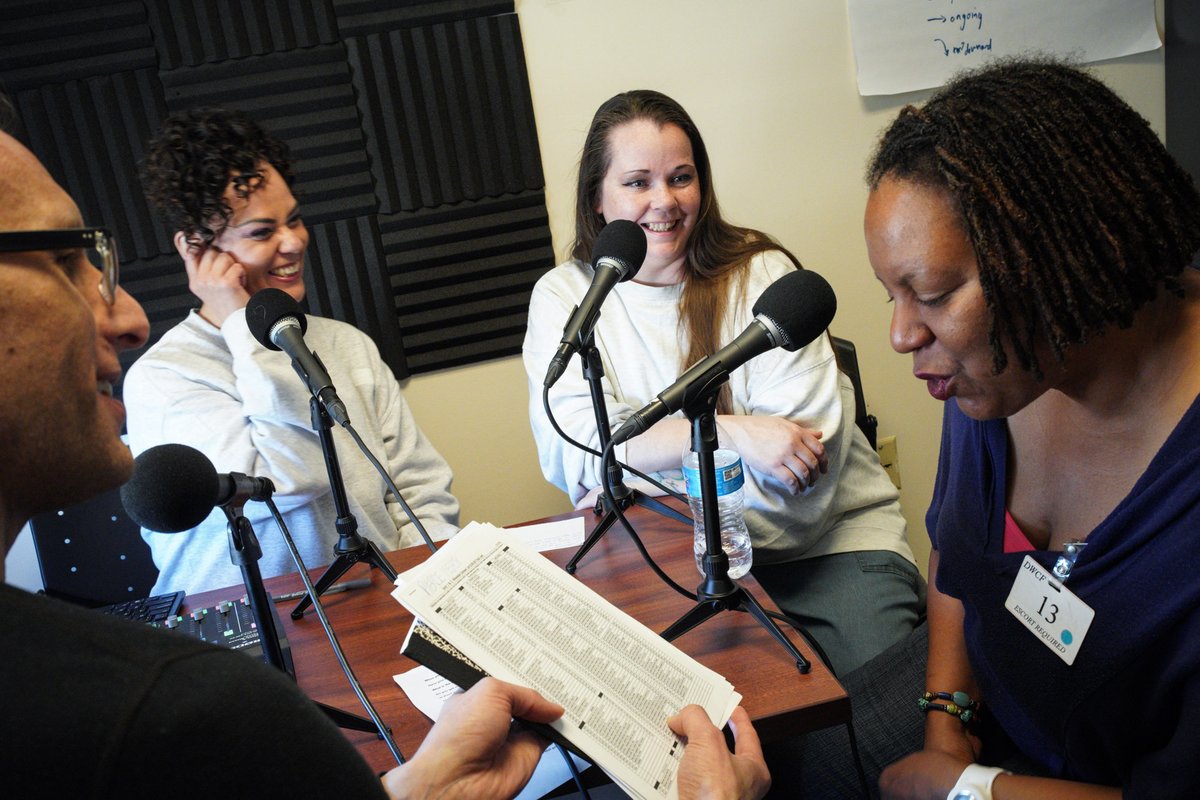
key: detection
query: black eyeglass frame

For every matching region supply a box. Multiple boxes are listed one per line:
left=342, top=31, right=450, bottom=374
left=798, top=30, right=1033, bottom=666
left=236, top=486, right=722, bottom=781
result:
left=0, top=227, right=119, bottom=305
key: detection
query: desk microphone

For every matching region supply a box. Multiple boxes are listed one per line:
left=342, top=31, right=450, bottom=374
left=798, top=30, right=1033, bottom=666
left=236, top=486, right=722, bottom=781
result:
left=246, top=288, right=350, bottom=426
left=121, top=443, right=274, bottom=533
left=611, top=269, right=837, bottom=445
left=544, top=219, right=646, bottom=387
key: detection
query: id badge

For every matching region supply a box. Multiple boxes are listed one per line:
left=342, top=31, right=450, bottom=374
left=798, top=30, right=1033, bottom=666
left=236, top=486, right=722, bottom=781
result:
left=1004, top=555, right=1094, bottom=665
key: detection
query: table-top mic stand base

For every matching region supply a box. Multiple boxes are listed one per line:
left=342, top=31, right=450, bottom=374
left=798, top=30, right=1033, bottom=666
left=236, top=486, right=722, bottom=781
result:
left=660, top=576, right=811, bottom=675
left=291, top=534, right=397, bottom=620
left=317, top=701, right=384, bottom=733
left=293, top=395, right=399, bottom=620
left=566, top=483, right=691, bottom=574
left=659, top=393, right=810, bottom=673
left=565, top=342, right=692, bottom=574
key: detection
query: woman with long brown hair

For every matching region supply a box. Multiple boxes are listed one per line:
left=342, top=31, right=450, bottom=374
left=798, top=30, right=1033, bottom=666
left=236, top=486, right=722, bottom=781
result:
left=523, top=89, right=920, bottom=676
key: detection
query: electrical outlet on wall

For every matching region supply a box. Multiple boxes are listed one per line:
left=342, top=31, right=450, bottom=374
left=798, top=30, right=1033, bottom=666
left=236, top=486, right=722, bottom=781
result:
left=877, top=435, right=901, bottom=489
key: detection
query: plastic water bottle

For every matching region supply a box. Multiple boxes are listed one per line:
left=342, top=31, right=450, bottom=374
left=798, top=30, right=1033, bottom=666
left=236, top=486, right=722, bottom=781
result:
left=682, top=447, right=753, bottom=579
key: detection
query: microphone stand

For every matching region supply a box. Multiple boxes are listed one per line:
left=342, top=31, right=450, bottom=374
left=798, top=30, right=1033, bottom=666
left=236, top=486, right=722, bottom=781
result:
left=565, top=336, right=691, bottom=574
left=291, top=396, right=397, bottom=620
left=221, top=502, right=380, bottom=732
left=658, top=389, right=810, bottom=674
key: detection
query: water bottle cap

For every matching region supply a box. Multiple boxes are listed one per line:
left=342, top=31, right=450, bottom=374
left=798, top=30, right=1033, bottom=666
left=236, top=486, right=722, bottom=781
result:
left=682, top=452, right=745, bottom=499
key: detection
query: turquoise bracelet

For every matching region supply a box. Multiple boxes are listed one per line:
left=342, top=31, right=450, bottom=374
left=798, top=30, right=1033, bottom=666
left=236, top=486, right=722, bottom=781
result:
left=918, top=690, right=979, bottom=724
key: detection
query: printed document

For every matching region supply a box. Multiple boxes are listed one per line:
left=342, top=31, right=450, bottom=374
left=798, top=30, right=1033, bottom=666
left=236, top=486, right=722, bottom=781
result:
left=391, top=522, right=741, bottom=800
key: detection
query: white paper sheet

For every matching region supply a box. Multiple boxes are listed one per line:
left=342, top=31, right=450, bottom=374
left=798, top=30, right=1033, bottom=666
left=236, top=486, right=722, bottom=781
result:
left=391, top=523, right=741, bottom=800
left=848, top=0, right=1161, bottom=96
left=504, top=516, right=586, bottom=552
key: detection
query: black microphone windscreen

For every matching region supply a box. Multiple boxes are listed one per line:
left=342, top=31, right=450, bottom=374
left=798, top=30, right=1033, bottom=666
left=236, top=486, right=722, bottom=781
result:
left=592, top=219, right=647, bottom=280
left=120, top=444, right=221, bottom=533
left=752, top=270, right=837, bottom=351
left=246, top=288, right=307, bottom=351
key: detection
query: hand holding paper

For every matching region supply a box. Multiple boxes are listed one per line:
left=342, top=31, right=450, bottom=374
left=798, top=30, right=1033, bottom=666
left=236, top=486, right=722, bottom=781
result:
left=382, top=677, right=563, bottom=800
left=391, top=523, right=744, bottom=800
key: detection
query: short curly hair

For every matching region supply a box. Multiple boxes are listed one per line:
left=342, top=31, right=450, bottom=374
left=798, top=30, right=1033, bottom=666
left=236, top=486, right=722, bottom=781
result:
left=867, top=58, right=1200, bottom=377
left=140, top=107, right=295, bottom=245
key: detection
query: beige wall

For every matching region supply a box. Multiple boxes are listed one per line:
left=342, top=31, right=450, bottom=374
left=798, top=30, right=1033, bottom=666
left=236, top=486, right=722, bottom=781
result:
left=401, top=0, right=1167, bottom=569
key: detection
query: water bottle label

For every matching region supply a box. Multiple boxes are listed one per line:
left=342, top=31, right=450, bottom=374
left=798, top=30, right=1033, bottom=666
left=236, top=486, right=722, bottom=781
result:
left=683, top=457, right=745, bottom=498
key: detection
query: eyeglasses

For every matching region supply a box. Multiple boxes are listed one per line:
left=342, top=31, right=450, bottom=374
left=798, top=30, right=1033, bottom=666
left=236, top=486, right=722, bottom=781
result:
left=0, top=227, right=120, bottom=306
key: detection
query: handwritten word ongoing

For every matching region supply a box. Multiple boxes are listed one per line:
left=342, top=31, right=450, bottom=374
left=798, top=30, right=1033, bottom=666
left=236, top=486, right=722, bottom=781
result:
left=927, top=11, right=985, bottom=32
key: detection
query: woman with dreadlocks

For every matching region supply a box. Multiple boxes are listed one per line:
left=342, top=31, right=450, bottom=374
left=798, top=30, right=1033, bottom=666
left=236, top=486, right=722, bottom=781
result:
left=774, top=59, right=1200, bottom=800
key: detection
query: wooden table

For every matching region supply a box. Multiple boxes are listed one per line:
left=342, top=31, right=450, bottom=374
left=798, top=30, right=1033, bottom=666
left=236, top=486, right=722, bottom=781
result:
left=185, top=499, right=848, bottom=774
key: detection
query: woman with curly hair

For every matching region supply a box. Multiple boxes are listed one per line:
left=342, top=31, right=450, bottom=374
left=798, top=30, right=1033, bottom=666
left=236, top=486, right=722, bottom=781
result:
left=126, top=107, right=459, bottom=595
left=522, top=90, right=921, bottom=677
left=778, top=60, right=1200, bottom=800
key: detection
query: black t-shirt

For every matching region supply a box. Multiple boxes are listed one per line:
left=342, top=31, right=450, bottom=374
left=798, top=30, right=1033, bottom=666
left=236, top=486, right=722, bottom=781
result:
left=0, top=584, right=389, bottom=798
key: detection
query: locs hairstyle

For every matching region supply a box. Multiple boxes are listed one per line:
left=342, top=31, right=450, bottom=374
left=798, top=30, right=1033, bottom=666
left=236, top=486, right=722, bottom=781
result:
left=867, top=58, right=1200, bottom=377
left=140, top=107, right=295, bottom=246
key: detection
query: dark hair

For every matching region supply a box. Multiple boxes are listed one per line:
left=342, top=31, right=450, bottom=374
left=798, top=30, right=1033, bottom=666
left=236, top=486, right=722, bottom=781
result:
left=140, top=107, right=295, bottom=245
left=867, top=58, right=1200, bottom=376
left=572, top=90, right=799, bottom=410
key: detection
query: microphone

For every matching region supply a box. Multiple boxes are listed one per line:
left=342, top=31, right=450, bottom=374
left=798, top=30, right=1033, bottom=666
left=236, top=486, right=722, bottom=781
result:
left=543, top=219, right=647, bottom=387
left=246, top=288, right=351, bottom=426
left=121, top=443, right=275, bottom=533
left=611, top=269, right=837, bottom=445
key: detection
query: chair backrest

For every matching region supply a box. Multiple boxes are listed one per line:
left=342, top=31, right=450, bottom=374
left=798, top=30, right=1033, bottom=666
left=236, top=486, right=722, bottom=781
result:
left=28, top=486, right=159, bottom=607
left=830, top=335, right=879, bottom=452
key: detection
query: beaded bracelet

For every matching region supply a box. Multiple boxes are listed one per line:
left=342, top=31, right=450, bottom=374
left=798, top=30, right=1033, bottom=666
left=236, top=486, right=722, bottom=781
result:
left=917, top=690, right=979, bottom=724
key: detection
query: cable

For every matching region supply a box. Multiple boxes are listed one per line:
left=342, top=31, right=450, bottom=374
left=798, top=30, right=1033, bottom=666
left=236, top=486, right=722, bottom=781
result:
left=599, top=437, right=697, bottom=601
left=543, top=386, right=696, bottom=600
left=557, top=744, right=591, bottom=800
left=266, top=497, right=406, bottom=765
left=342, top=421, right=437, bottom=555
left=542, top=386, right=689, bottom=506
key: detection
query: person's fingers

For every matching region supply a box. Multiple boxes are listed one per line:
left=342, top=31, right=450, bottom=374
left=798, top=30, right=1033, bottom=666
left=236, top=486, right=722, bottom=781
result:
left=485, top=678, right=565, bottom=724
left=727, top=706, right=763, bottom=761
left=667, top=704, right=720, bottom=742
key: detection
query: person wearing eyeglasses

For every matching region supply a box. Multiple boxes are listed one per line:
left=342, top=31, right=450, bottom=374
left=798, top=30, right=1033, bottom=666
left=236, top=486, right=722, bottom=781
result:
left=0, top=227, right=120, bottom=306
left=122, top=107, right=460, bottom=596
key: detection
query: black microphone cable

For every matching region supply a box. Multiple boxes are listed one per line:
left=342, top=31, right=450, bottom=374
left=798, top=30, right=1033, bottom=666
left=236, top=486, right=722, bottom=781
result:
left=596, top=434, right=698, bottom=603
left=265, top=495, right=406, bottom=765
left=540, top=385, right=691, bottom=506
left=542, top=384, right=697, bottom=602
left=339, top=421, right=437, bottom=555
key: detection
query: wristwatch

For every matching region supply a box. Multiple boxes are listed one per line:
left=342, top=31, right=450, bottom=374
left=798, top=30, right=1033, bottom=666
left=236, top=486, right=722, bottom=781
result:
left=947, top=763, right=1009, bottom=800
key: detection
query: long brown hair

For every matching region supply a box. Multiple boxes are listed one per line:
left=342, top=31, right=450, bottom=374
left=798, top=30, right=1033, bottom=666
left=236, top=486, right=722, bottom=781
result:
left=572, top=90, right=800, bottom=412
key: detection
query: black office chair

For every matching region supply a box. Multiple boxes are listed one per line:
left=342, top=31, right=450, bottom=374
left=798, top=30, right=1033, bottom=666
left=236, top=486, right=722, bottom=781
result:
left=831, top=336, right=879, bottom=451
left=28, top=486, right=159, bottom=607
